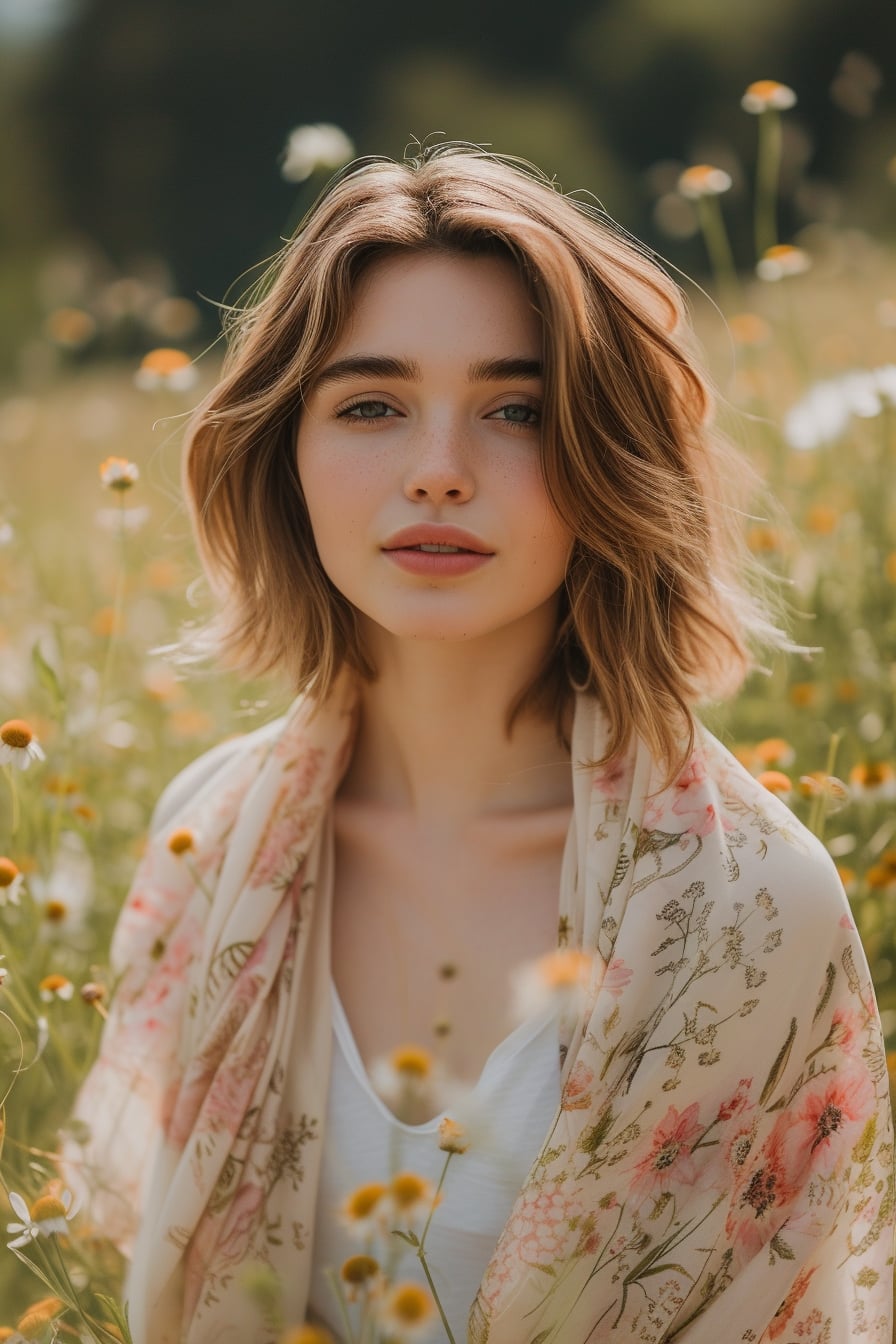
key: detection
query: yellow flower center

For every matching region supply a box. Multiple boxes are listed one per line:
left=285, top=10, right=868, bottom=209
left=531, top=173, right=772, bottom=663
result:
left=167, top=827, right=195, bottom=855
left=390, top=1171, right=428, bottom=1209
left=278, top=1327, right=337, bottom=1344
left=39, top=973, right=71, bottom=995
left=44, top=900, right=68, bottom=923
left=345, top=1181, right=387, bottom=1220
left=390, top=1044, right=432, bottom=1078
left=30, top=1195, right=67, bottom=1223
left=16, top=1297, right=65, bottom=1334
left=389, top=1283, right=433, bottom=1324
left=340, top=1253, right=380, bottom=1285
left=140, top=347, right=192, bottom=374
left=0, top=858, right=19, bottom=887
left=437, top=1116, right=470, bottom=1154
left=1, top=719, right=32, bottom=749
left=540, top=949, right=592, bottom=990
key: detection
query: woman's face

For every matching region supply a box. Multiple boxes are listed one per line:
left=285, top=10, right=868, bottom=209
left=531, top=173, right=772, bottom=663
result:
left=296, top=250, right=573, bottom=648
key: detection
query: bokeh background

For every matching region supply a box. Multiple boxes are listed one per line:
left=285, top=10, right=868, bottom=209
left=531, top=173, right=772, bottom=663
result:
left=1, top=0, right=895, bottom=1335
left=1, top=0, right=895, bottom=371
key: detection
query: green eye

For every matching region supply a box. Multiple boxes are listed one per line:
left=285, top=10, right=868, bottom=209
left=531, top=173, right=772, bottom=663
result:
left=339, top=399, right=395, bottom=420
left=493, top=403, right=540, bottom=426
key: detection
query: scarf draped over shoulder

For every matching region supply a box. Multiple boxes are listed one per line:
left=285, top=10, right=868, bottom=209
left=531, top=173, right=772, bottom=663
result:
left=67, top=675, right=895, bottom=1342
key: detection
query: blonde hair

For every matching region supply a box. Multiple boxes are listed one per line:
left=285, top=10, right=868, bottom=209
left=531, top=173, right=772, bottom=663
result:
left=183, top=143, right=784, bottom=776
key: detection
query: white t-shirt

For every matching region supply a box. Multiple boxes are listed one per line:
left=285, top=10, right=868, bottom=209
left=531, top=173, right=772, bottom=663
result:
left=309, top=981, right=561, bottom=1340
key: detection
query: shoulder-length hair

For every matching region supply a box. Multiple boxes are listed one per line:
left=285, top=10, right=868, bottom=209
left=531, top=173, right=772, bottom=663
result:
left=183, top=143, right=785, bottom=777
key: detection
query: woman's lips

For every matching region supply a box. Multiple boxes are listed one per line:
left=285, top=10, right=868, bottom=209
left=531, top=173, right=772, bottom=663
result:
left=383, top=547, right=493, bottom=576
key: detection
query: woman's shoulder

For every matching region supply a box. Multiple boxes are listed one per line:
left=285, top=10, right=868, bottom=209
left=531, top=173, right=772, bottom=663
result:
left=149, top=712, right=288, bottom=836
left=695, top=722, right=848, bottom=918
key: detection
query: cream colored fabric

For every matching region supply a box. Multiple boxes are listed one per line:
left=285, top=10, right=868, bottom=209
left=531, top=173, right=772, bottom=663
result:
left=69, top=675, right=895, bottom=1342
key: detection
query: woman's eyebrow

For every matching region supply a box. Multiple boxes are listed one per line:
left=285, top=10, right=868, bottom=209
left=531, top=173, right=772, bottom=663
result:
left=310, top=354, right=543, bottom=391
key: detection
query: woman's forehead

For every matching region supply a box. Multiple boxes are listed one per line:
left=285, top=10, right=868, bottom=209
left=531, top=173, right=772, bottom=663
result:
left=332, top=250, right=542, bottom=359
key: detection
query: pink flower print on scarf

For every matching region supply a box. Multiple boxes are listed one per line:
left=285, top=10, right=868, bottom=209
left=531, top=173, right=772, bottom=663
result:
left=184, top=1181, right=267, bottom=1317
left=725, top=1125, right=800, bottom=1261
left=766, top=1264, right=819, bottom=1340
left=249, top=747, right=326, bottom=890
left=781, top=1063, right=875, bottom=1178
left=481, top=1180, right=587, bottom=1312
left=627, top=1101, right=705, bottom=1207
left=643, top=747, right=732, bottom=839
left=561, top=1060, right=595, bottom=1111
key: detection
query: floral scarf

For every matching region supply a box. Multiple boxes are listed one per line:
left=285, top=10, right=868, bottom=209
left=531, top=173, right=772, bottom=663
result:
left=69, top=673, right=895, bottom=1342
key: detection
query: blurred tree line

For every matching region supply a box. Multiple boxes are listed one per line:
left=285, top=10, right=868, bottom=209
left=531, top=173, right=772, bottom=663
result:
left=0, top=0, right=894, bottom=373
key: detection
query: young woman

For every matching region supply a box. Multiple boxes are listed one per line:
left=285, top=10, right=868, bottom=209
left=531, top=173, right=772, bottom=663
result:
left=70, top=145, right=894, bottom=1343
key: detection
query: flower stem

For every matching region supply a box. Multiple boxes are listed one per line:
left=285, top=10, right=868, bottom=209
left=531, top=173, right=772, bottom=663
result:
left=3, top=765, right=20, bottom=835
left=755, top=109, right=783, bottom=260
left=696, top=197, right=741, bottom=308
left=808, top=731, right=843, bottom=841
left=415, top=1152, right=456, bottom=1343
left=98, top=498, right=128, bottom=708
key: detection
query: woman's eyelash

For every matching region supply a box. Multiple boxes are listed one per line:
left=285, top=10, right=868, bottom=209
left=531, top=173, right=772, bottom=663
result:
left=491, top=402, right=540, bottom=428
left=336, top=398, right=397, bottom=421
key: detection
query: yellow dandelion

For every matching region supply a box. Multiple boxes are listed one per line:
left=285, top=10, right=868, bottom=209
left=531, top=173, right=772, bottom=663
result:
left=167, top=827, right=196, bottom=856
left=135, top=347, right=198, bottom=392
left=38, top=973, right=74, bottom=1003
left=376, top=1282, right=436, bottom=1342
left=678, top=164, right=733, bottom=199
left=728, top=313, right=771, bottom=347
left=0, top=718, right=45, bottom=770
left=849, top=762, right=896, bottom=801
left=99, top=456, right=139, bottom=491
left=756, top=244, right=811, bottom=281
left=756, top=770, right=793, bottom=802
left=438, top=1116, right=470, bottom=1154
left=16, top=1297, right=65, bottom=1336
left=741, top=80, right=797, bottom=113
left=754, top=738, right=795, bottom=770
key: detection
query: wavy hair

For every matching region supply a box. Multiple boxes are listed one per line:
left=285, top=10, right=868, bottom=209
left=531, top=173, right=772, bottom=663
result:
left=183, top=143, right=786, bottom=777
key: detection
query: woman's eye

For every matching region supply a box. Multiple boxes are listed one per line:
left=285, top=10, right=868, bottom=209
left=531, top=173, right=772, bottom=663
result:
left=337, top=399, right=397, bottom=422
left=490, top=403, right=540, bottom=428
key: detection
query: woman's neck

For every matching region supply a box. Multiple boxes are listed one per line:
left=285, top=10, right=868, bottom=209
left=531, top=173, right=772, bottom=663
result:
left=338, top=618, right=573, bottom=829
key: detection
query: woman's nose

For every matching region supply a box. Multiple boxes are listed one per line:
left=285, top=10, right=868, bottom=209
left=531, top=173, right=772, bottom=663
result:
left=402, top=420, right=475, bottom=503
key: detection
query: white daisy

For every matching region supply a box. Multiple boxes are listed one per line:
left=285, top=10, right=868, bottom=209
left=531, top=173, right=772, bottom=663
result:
left=0, top=719, right=45, bottom=770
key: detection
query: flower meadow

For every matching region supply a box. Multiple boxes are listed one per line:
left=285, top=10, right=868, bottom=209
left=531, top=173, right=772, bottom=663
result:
left=0, top=91, right=895, bottom=1340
